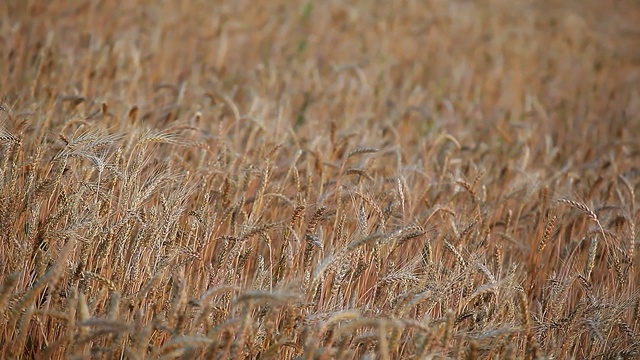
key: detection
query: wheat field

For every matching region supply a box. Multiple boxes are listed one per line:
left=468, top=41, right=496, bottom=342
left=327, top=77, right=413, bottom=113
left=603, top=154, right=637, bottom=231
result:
left=1, top=0, right=640, bottom=359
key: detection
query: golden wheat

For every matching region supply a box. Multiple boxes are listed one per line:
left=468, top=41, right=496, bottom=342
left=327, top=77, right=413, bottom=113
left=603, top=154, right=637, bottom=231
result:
left=1, top=0, right=639, bottom=359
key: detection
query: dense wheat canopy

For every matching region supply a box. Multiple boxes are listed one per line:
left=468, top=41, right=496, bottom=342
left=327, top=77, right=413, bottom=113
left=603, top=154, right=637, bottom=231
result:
left=1, top=0, right=639, bottom=359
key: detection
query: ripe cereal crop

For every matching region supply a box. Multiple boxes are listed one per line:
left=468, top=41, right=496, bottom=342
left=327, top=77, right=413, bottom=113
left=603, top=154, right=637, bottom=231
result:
left=1, top=1, right=639, bottom=359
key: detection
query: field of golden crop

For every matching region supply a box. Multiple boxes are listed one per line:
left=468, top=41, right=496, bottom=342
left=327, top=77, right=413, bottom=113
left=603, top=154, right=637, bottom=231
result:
left=1, top=1, right=639, bottom=359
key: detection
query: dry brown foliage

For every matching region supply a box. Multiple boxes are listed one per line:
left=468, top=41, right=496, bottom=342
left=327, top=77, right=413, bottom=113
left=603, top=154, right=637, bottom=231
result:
left=1, top=0, right=640, bottom=359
